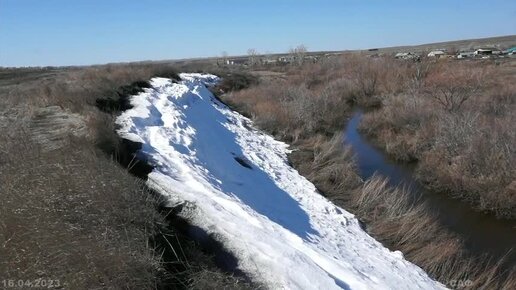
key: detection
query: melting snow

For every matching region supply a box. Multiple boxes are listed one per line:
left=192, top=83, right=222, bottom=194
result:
left=116, top=73, right=445, bottom=290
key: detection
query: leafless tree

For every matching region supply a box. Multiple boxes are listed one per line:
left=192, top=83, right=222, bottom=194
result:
left=221, top=51, right=228, bottom=61
left=409, top=61, right=432, bottom=92
left=247, top=48, right=259, bottom=66
left=425, top=66, right=483, bottom=112
left=289, top=44, right=308, bottom=65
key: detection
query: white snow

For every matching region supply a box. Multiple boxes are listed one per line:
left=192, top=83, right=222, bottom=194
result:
left=116, top=73, right=445, bottom=290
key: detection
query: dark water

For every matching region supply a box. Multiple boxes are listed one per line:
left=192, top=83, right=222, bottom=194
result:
left=344, top=112, right=516, bottom=263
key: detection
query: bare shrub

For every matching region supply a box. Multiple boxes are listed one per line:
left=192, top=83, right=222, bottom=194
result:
left=215, top=71, right=258, bottom=93
left=418, top=112, right=516, bottom=218
left=219, top=55, right=515, bottom=288
left=360, top=60, right=515, bottom=218
left=408, top=61, right=433, bottom=93
left=223, top=73, right=352, bottom=142
left=352, top=58, right=379, bottom=98
left=247, top=48, right=259, bottom=66
left=289, top=44, right=308, bottom=66
left=332, top=55, right=413, bottom=108
left=424, top=63, right=484, bottom=112
left=435, top=111, right=480, bottom=157
left=360, top=93, right=435, bottom=161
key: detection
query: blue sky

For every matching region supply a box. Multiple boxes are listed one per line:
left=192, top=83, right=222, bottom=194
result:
left=1, top=0, right=515, bottom=67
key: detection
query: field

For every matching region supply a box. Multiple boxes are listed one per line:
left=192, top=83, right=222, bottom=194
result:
left=1, top=35, right=515, bottom=289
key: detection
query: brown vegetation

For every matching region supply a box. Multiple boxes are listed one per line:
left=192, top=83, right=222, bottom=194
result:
left=353, top=176, right=515, bottom=289
left=360, top=60, right=516, bottom=218
left=0, top=63, right=255, bottom=289
left=2, top=53, right=513, bottom=288
left=219, top=55, right=515, bottom=288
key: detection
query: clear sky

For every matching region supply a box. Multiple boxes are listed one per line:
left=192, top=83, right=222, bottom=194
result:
left=1, top=0, right=515, bottom=67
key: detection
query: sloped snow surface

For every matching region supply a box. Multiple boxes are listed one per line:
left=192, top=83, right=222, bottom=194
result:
left=116, top=74, right=444, bottom=290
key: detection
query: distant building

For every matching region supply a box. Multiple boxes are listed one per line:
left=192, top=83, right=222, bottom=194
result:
left=505, top=47, right=516, bottom=55
left=262, top=58, right=278, bottom=65
left=304, top=55, right=318, bottom=63
left=394, top=52, right=419, bottom=60
left=474, top=48, right=502, bottom=55
left=323, top=52, right=343, bottom=58
left=278, top=56, right=294, bottom=63
left=427, top=50, right=447, bottom=58
left=457, top=51, right=475, bottom=59
left=223, top=58, right=247, bottom=66
left=394, top=52, right=408, bottom=59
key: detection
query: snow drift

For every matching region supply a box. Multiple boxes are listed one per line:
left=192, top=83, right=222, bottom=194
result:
left=116, top=73, right=444, bottom=290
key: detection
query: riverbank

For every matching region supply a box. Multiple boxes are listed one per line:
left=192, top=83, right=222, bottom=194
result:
left=219, top=59, right=516, bottom=288
left=345, top=112, right=516, bottom=269
left=357, top=59, right=516, bottom=219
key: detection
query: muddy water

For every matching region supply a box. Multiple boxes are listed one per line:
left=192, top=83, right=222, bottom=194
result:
left=344, top=112, right=516, bottom=264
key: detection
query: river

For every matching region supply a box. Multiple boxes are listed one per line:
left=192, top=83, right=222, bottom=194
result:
left=344, top=112, right=516, bottom=265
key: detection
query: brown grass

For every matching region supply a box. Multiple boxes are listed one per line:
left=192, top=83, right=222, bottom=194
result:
left=0, top=63, right=256, bottom=289
left=352, top=176, right=515, bottom=289
left=360, top=59, right=516, bottom=218
left=0, top=133, right=161, bottom=288
left=218, top=55, right=515, bottom=289
left=3, top=54, right=512, bottom=288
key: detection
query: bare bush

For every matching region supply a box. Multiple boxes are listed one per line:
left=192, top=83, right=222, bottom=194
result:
left=424, top=64, right=484, bottom=112
left=289, top=44, right=308, bottom=66
left=247, top=48, right=259, bottom=66
left=360, top=60, right=515, bottom=218
left=219, top=55, right=515, bottom=288
left=408, top=61, right=433, bottom=93
left=435, top=111, right=479, bottom=156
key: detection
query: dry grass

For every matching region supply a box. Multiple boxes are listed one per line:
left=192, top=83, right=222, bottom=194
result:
left=0, top=134, right=161, bottom=288
left=222, top=75, right=353, bottom=142
left=218, top=55, right=515, bottom=289
left=289, top=134, right=362, bottom=202
left=352, top=176, right=515, bottom=289
left=3, top=54, right=512, bottom=288
left=0, top=63, right=256, bottom=289
left=360, top=60, right=516, bottom=218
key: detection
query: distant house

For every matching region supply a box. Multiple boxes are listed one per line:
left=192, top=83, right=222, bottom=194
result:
left=304, top=55, right=318, bottom=63
left=323, top=52, right=343, bottom=58
left=427, top=50, right=446, bottom=58
left=474, top=48, right=496, bottom=55
left=394, top=52, right=419, bottom=60
left=262, top=58, right=278, bottom=65
left=457, top=51, right=475, bottom=59
left=475, top=48, right=491, bottom=55
left=504, top=46, right=516, bottom=55
left=278, top=56, right=294, bottom=63
left=224, top=58, right=247, bottom=66
left=394, top=52, right=408, bottom=59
